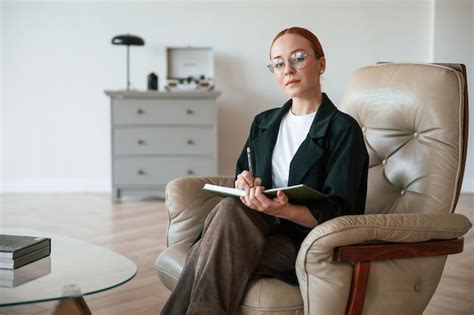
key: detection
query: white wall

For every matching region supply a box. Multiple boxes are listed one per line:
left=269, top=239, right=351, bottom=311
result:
left=432, top=0, right=474, bottom=192
left=1, top=0, right=472, bottom=193
left=0, top=1, right=3, bottom=193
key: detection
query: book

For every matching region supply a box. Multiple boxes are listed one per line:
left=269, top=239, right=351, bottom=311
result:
left=202, top=184, right=327, bottom=201
left=0, top=234, right=51, bottom=269
left=0, top=256, right=51, bottom=287
left=0, top=247, right=51, bottom=269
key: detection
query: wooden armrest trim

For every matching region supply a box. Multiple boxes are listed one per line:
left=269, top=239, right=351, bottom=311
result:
left=346, top=261, right=370, bottom=315
left=334, top=238, right=464, bottom=263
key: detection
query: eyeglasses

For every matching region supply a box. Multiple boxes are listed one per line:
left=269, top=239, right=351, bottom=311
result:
left=266, top=51, right=313, bottom=74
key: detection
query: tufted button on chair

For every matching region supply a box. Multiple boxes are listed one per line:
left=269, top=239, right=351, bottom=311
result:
left=155, top=63, right=472, bottom=315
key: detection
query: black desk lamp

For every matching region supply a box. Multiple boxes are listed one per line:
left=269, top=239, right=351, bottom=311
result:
left=111, top=34, right=145, bottom=90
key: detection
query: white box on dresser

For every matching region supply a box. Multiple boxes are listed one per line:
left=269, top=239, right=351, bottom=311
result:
left=104, top=90, right=221, bottom=202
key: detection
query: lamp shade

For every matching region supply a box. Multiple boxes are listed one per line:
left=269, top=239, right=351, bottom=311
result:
left=111, top=34, right=145, bottom=46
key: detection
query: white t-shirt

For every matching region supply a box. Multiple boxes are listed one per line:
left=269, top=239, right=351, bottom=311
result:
left=271, top=109, right=317, bottom=188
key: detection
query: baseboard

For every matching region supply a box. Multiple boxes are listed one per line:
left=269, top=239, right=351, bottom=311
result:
left=0, top=178, right=111, bottom=193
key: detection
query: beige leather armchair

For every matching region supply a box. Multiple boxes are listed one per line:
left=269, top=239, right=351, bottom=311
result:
left=156, top=63, right=472, bottom=314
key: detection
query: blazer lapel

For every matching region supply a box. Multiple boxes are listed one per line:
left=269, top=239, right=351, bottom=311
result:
left=288, top=94, right=337, bottom=186
left=252, top=100, right=292, bottom=188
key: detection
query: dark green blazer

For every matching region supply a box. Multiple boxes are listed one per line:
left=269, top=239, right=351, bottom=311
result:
left=235, top=93, right=369, bottom=244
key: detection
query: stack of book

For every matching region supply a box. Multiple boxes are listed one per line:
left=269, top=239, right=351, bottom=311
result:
left=0, top=234, right=51, bottom=270
left=0, top=256, right=51, bottom=287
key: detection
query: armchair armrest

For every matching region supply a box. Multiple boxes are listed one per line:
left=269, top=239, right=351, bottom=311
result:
left=295, top=213, right=472, bottom=315
left=334, top=238, right=464, bottom=263
left=165, top=176, right=234, bottom=247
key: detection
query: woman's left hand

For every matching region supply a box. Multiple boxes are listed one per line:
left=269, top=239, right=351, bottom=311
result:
left=240, top=186, right=289, bottom=216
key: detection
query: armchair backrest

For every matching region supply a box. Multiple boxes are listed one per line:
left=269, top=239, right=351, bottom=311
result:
left=340, top=63, right=468, bottom=215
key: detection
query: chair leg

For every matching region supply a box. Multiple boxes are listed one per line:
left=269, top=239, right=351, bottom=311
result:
left=346, top=261, right=371, bottom=315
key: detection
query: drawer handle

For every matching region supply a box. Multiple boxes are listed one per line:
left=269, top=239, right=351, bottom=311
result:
left=186, top=109, right=194, bottom=115
left=137, top=109, right=144, bottom=114
left=137, top=170, right=145, bottom=175
left=137, top=139, right=145, bottom=145
left=187, top=169, right=195, bottom=175
left=187, top=139, right=194, bottom=145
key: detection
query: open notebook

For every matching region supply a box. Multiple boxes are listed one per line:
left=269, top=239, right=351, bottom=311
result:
left=202, top=184, right=327, bottom=201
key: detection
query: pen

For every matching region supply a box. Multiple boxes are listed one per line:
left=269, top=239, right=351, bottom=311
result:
left=246, top=147, right=253, bottom=176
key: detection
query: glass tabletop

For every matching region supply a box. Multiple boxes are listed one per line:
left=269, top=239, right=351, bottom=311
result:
left=0, top=228, right=138, bottom=306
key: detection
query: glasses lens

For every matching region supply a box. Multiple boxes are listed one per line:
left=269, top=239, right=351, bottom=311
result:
left=290, top=52, right=307, bottom=69
left=272, top=59, right=285, bottom=73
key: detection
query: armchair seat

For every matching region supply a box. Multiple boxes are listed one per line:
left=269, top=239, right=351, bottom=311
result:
left=156, top=246, right=303, bottom=314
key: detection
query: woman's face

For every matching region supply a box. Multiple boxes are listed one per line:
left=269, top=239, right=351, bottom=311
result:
left=269, top=33, right=326, bottom=98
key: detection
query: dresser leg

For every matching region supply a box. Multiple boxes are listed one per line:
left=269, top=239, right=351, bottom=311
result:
left=112, top=188, right=121, bottom=203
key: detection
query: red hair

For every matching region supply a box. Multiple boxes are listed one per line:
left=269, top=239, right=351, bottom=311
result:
left=269, top=27, right=325, bottom=59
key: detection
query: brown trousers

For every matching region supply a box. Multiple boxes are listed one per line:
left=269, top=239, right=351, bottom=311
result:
left=161, top=197, right=298, bottom=315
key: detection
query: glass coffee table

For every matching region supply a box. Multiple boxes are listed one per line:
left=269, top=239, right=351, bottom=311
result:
left=0, top=228, right=137, bottom=314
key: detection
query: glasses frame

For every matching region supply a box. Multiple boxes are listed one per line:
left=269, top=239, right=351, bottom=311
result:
left=266, top=51, right=314, bottom=74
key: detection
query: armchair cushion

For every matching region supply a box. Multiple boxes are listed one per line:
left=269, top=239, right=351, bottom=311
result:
left=340, top=64, right=466, bottom=216
left=165, top=176, right=234, bottom=246
left=156, top=243, right=191, bottom=291
left=156, top=243, right=304, bottom=314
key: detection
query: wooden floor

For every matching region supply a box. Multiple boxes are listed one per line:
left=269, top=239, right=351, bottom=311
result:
left=0, top=193, right=472, bottom=314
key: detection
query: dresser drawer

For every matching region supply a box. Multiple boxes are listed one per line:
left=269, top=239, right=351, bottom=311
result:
left=114, top=126, right=214, bottom=156
left=112, top=99, right=214, bottom=125
left=113, top=157, right=216, bottom=185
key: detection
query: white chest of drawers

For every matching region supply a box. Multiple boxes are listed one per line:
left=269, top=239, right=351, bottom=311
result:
left=105, top=90, right=221, bottom=202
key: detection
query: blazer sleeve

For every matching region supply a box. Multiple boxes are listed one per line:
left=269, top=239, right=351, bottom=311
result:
left=301, top=122, right=369, bottom=225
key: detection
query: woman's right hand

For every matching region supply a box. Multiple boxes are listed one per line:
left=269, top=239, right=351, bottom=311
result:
left=235, top=170, right=262, bottom=189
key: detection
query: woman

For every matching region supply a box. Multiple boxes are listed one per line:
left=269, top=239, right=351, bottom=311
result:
left=161, top=27, right=369, bottom=315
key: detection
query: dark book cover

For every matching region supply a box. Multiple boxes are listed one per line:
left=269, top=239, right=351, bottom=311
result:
left=0, top=234, right=51, bottom=260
